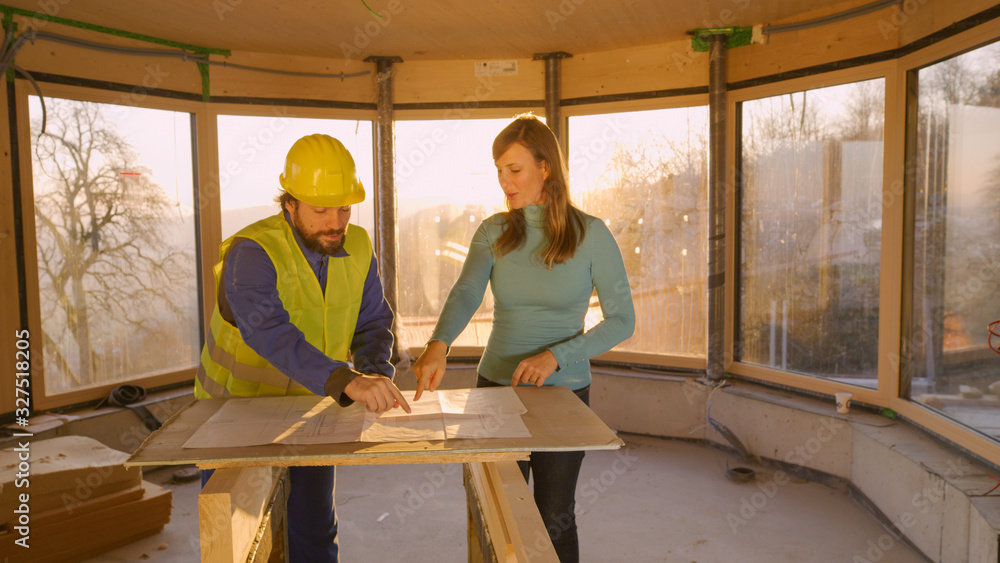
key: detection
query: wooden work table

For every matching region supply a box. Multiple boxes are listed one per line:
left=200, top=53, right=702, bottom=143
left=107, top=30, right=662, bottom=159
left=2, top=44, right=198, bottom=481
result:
left=125, top=386, right=622, bottom=562
left=125, top=386, right=623, bottom=469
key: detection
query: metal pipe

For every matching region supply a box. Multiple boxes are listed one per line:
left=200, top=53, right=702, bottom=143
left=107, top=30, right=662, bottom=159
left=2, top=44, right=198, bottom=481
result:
left=364, top=55, right=403, bottom=359
left=532, top=52, right=572, bottom=145
left=707, top=35, right=727, bottom=382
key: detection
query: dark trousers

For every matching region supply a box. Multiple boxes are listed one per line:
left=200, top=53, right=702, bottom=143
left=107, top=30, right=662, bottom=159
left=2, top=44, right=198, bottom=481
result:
left=202, top=465, right=339, bottom=562
left=477, top=375, right=588, bottom=563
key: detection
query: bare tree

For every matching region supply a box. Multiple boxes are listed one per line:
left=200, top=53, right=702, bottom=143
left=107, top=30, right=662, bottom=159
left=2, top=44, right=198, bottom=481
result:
left=839, top=81, right=885, bottom=141
left=922, top=56, right=980, bottom=108
left=32, top=99, right=192, bottom=389
left=577, top=134, right=708, bottom=355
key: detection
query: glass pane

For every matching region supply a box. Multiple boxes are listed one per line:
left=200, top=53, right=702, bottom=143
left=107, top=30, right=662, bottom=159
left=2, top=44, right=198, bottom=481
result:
left=217, top=115, right=374, bottom=240
left=740, top=80, right=884, bottom=387
left=908, top=41, right=1000, bottom=437
left=30, top=96, right=199, bottom=394
left=569, top=107, right=709, bottom=357
left=395, top=118, right=512, bottom=350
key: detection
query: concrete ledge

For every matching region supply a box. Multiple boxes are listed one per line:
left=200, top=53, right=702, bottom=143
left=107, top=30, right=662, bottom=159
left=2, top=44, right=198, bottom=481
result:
left=591, top=369, right=1000, bottom=563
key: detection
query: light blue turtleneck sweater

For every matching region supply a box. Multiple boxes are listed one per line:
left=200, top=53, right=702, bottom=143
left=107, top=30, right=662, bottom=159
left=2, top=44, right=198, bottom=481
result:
left=429, top=204, right=636, bottom=390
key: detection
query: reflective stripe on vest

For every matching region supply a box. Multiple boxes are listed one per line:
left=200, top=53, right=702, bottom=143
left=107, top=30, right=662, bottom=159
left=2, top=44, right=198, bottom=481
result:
left=195, top=212, right=372, bottom=399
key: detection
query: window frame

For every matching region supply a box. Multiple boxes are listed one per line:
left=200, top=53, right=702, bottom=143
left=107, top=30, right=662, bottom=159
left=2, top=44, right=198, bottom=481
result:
left=890, top=19, right=1000, bottom=462
left=14, top=81, right=207, bottom=409
left=562, top=94, right=711, bottom=370
left=393, top=105, right=544, bottom=360
left=729, top=63, right=895, bottom=403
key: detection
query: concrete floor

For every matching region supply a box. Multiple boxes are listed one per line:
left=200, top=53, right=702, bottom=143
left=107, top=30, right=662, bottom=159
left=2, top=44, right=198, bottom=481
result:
left=84, top=433, right=929, bottom=562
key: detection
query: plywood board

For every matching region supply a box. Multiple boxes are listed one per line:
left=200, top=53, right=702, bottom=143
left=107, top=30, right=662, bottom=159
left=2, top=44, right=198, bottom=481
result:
left=126, top=386, right=623, bottom=469
left=0, top=435, right=141, bottom=520
left=0, top=480, right=171, bottom=563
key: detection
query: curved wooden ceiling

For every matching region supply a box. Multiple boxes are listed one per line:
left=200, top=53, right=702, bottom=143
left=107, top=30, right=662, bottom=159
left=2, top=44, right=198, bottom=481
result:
left=3, top=0, right=861, bottom=60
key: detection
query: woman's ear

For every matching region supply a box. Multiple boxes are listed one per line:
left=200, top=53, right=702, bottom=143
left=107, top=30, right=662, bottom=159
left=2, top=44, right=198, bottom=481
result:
left=542, top=160, right=550, bottom=180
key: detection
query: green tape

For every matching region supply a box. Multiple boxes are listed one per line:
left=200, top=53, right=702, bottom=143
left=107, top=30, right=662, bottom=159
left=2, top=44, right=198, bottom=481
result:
left=690, top=26, right=754, bottom=52
left=0, top=3, right=230, bottom=56
left=881, top=408, right=898, bottom=419
left=197, top=61, right=209, bottom=103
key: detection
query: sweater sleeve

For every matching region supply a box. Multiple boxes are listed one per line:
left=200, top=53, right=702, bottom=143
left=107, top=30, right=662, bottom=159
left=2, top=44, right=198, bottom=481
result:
left=428, top=221, right=494, bottom=347
left=548, top=219, right=636, bottom=369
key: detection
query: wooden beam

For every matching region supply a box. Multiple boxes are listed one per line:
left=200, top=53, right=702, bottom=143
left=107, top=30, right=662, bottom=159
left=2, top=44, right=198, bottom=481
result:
left=246, top=468, right=289, bottom=563
left=465, top=461, right=558, bottom=563
left=198, top=466, right=274, bottom=563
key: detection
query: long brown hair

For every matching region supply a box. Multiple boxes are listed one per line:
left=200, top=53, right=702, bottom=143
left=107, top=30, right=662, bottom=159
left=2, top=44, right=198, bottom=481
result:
left=492, top=114, right=585, bottom=268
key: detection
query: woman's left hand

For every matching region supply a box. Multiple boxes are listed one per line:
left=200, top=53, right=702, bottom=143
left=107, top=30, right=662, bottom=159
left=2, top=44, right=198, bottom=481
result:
left=511, top=350, right=558, bottom=387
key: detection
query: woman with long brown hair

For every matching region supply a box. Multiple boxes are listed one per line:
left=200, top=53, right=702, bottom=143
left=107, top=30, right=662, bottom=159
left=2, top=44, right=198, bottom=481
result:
left=412, top=113, right=635, bottom=562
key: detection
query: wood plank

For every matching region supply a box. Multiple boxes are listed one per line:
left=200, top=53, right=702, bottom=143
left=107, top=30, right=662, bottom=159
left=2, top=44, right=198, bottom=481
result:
left=198, top=466, right=273, bottom=563
left=126, top=386, right=623, bottom=469
left=0, top=480, right=171, bottom=563
left=28, top=484, right=145, bottom=528
left=466, top=463, right=498, bottom=563
left=465, top=461, right=558, bottom=563
left=494, top=461, right=558, bottom=563
left=468, top=462, right=514, bottom=562
left=246, top=468, right=289, bottom=563
left=0, top=435, right=142, bottom=521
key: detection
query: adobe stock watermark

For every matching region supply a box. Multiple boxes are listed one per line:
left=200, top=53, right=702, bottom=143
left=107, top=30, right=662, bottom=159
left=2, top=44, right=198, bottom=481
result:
left=670, top=0, right=751, bottom=72
left=391, top=463, right=461, bottom=523
left=196, top=107, right=292, bottom=211
left=187, top=441, right=308, bottom=554
left=213, top=0, right=243, bottom=21
left=726, top=416, right=848, bottom=533
left=852, top=457, right=976, bottom=562
left=340, top=0, right=406, bottom=61
left=521, top=448, right=640, bottom=559
left=60, top=403, right=176, bottom=514
left=890, top=250, right=1000, bottom=380
left=392, top=404, right=525, bottom=524
left=724, top=469, right=792, bottom=533
left=106, top=64, right=171, bottom=121
left=566, top=116, right=628, bottom=174
left=395, top=74, right=500, bottom=180
left=23, top=0, right=72, bottom=30
left=878, top=0, right=928, bottom=41
left=545, top=0, right=586, bottom=31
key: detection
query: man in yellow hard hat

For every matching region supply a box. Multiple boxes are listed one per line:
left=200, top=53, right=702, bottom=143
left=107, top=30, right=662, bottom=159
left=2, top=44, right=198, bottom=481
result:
left=196, top=133, right=409, bottom=562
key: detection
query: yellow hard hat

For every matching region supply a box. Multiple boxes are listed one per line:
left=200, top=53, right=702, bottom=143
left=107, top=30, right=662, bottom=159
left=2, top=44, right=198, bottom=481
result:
left=279, top=134, right=365, bottom=207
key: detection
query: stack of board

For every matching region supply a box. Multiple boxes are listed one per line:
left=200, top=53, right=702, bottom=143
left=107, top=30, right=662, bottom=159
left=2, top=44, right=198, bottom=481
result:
left=0, top=435, right=172, bottom=562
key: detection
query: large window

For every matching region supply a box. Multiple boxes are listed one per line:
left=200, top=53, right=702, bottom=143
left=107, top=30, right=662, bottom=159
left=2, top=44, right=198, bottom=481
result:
left=216, top=115, right=374, bottom=239
left=29, top=96, right=199, bottom=394
left=739, top=80, right=884, bottom=387
left=907, top=41, right=1000, bottom=437
left=394, top=118, right=511, bottom=351
left=569, top=107, right=709, bottom=357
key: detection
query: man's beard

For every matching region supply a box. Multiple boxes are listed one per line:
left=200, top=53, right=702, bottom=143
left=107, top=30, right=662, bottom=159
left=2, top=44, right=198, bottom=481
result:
left=292, top=212, right=347, bottom=256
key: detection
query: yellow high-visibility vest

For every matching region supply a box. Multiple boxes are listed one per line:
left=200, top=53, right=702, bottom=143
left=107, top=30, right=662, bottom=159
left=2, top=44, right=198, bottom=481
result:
left=195, top=212, right=371, bottom=398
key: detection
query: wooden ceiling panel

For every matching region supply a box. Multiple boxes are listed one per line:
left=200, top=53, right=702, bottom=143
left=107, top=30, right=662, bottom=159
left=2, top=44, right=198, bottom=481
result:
left=3, top=0, right=863, bottom=60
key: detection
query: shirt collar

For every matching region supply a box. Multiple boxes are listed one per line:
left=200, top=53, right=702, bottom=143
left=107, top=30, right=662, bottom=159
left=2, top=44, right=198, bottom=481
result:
left=523, top=204, right=546, bottom=226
